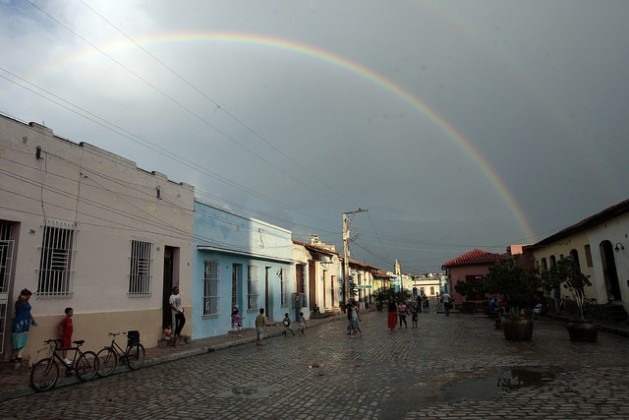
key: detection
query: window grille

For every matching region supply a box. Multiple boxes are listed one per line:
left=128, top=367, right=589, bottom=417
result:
left=203, top=260, right=219, bottom=315
left=280, top=268, right=289, bottom=307
left=38, top=225, right=76, bottom=297
left=129, top=240, right=151, bottom=295
left=247, top=265, right=259, bottom=310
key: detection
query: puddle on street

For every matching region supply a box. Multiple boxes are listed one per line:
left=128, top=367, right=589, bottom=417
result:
left=443, top=367, right=557, bottom=401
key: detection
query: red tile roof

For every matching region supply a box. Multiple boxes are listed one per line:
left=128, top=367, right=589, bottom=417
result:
left=442, top=249, right=504, bottom=268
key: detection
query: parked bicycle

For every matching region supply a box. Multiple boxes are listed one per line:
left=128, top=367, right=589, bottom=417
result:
left=96, top=330, right=145, bottom=377
left=30, top=338, right=99, bottom=392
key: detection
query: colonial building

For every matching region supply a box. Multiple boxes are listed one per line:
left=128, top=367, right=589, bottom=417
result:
left=442, top=249, right=504, bottom=306
left=192, top=200, right=293, bottom=338
left=0, top=115, right=194, bottom=359
left=525, top=198, right=628, bottom=318
left=292, top=235, right=342, bottom=318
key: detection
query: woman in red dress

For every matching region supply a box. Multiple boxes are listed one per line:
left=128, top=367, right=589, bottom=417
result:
left=387, top=300, right=398, bottom=331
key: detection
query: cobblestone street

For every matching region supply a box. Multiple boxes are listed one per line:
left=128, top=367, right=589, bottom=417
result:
left=1, top=310, right=628, bottom=419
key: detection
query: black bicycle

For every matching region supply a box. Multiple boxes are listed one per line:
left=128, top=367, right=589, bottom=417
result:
left=30, top=338, right=99, bottom=392
left=96, top=330, right=145, bottom=377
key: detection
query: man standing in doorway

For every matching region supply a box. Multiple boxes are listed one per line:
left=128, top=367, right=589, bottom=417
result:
left=169, top=286, right=185, bottom=346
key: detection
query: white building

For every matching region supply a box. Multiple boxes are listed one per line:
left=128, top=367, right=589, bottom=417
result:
left=0, top=115, right=194, bottom=360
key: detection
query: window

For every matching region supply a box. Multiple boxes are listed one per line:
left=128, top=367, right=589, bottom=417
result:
left=38, top=224, right=76, bottom=296
left=247, top=265, right=259, bottom=309
left=203, top=260, right=219, bottom=315
left=280, top=267, right=289, bottom=307
left=129, top=240, right=151, bottom=295
left=584, top=244, right=593, bottom=267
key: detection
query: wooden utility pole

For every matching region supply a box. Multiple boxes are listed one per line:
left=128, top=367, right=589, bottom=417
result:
left=342, top=208, right=367, bottom=303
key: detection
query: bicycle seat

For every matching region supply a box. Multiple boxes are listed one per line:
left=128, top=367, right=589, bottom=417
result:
left=73, top=340, right=85, bottom=346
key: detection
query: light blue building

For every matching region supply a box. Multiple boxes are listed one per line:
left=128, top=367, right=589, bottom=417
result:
left=192, top=200, right=293, bottom=339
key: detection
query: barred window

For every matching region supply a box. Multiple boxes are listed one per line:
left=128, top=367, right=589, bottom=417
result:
left=38, top=225, right=75, bottom=296
left=280, top=268, right=289, bottom=307
left=247, top=265, right=259, bottom=310
left=129, top=240, right=151, bottom=295
left=203, top=260, right=219, bottom=315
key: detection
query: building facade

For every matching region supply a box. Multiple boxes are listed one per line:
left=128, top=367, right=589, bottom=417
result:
left=526, top=199, right=628, bottom=315
left=192, top=200, right=293, bottom=339
left=0, top=115, right=194, bottom=359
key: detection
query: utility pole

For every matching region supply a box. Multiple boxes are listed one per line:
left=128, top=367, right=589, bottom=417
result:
left=342, top=208, right=367, bottom=304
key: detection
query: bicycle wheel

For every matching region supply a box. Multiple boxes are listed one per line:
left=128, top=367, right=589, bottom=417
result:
left=76, top=351, right=98, bottom=381
left=96, top=347, right=117, bottom=377
left=126, top=343, right=145, bottom=370
left=30, top=358, right=59, bottom=392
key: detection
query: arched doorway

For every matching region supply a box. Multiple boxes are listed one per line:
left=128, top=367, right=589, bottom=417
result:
left=600, top=240, right=622, bottom=301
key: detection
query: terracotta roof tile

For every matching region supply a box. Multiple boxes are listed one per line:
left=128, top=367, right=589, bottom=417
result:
left=442, top=249, right=504, bottom=268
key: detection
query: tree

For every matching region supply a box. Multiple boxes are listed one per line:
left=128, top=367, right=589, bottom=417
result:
left=484, top=255, right=541, bottom=319
left=541, top=257, right=591, bottom=321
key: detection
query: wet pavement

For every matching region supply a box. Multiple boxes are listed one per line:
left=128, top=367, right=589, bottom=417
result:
left=1, top=309, right=628, bottom=419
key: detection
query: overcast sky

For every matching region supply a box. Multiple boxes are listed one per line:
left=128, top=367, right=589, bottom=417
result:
left=2, top=0, right=628, bottom=273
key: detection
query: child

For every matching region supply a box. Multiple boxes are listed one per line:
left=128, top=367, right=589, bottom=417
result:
left=232, top=309, right=242, bottom=336
left=351, top=305, right=362, bottom=335
left=163, top=324, right=173, bottom=346
left=411, top=303, right=418, bottom=328
left=282, top=313, right=295, bottom=336
left=298, top=312, right=307, bottom=335
left=58, top=307, right=73, bottom=365
left=255, top=308, right=266, bottom=346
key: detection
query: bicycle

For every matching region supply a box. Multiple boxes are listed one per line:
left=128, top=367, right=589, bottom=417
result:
left=30, top=338, right=99, bottom=392
left=96, top=330, right=145, bottom=377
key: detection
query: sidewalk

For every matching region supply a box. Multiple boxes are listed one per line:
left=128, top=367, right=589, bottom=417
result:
left=0, top=313, right=348, bottom=401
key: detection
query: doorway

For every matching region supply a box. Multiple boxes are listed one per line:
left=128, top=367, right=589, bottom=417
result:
left=162, top=246, right=177, bottom=328
left=0, top=221, right=16, bottom=356
left=600, top=240, right=622, bottom=301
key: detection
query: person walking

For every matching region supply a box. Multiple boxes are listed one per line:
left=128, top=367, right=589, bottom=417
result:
left=387, top=300, right=398, bottom=332
left=11, top=289, right=36, bottom=362
left=255, top=308, right=266, bottom=346
left=410, top=303, right=418, bottom=328
left=169, top=286, right=186, bottom=346
left=442, top=291, right=452, bottom=316
left=298, top=312, right=307, bottom=335
left=398, top=301, right=409, bottom=328
left=282, top=313, right=295, bottom=336
left=350, top=304, right=362, bottom=335
left=346, top=299, right=355, bottom=335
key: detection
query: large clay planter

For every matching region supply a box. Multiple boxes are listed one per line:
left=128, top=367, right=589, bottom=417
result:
left=566, top=320, right=598, bottom=342
left=501, top=317, right=534, bottom=341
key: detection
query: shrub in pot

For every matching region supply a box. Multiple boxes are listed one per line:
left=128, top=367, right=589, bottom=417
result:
left=485, top=255, right=541, bottom=341
left=541, top=257, right=597, bottom=342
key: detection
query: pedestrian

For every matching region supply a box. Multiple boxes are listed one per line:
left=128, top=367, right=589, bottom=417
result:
left=398, top=301, right=409, bottom=328
left=169, top=286, right=186, bottom=346
left=10, top=288, right=36, bottom=362
left=282, top=313, right=295, bottom=336
left=58, top=307, right=74, bottom=366
left=350, top=304, right=362, bottom=335
left=410, top=303, right=418, bottom=328
left=442, top=291, right=452, bottom=316
left=387, top=300, right=398, bottom=332
left=346, top=299, right=355, bottom=335
left=298, top=312, right=307, bottom=335
left=232, top=308, right=242, bottom=336
left=255, top=308, right=266, bottom=346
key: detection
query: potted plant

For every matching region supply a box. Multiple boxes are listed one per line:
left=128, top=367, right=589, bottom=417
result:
left=373, top=288, right=390, bottom=311
left=484, top=255, right=541, bottom=341
left=542, top=257, right=597, bottom=342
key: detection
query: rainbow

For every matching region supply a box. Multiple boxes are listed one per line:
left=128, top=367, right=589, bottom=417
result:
left=43, top=31, right=537, bottom=240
